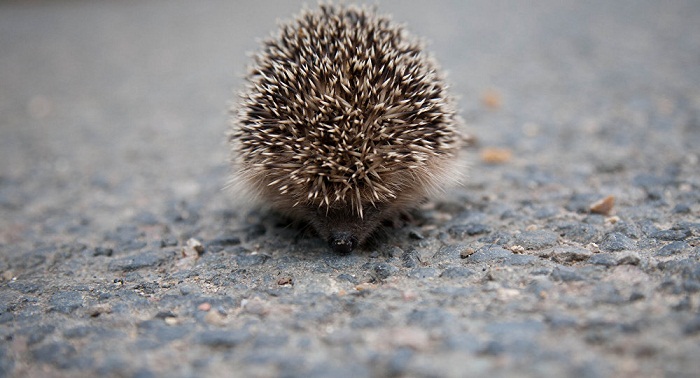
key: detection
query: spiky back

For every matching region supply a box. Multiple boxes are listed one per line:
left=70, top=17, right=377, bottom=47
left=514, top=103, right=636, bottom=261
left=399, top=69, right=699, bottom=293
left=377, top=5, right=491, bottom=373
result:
left=231, top=4, right=460, bottom=216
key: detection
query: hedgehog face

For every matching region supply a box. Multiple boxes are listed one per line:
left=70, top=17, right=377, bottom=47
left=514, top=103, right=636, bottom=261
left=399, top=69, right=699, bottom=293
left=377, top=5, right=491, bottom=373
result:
left=302, top=204, right=390, bottom=254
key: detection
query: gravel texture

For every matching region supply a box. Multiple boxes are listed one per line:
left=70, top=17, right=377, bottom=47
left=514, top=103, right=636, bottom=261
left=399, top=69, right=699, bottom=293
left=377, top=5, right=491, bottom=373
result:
left=1, top=0, right=699, bottom=377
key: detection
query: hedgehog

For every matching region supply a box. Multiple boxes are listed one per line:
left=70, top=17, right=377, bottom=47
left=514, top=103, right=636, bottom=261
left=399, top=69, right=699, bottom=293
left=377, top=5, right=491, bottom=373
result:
left=229, top=3, right=464, bottom=253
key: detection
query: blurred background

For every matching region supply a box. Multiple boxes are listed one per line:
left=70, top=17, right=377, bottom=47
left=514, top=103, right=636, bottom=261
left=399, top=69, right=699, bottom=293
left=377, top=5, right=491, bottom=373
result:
left=1, top=0, right=698, bottom=234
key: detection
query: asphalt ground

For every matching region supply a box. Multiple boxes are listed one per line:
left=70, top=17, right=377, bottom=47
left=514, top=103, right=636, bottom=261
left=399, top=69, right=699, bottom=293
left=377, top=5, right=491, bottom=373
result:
left=1, top=1, right=699, bottom=377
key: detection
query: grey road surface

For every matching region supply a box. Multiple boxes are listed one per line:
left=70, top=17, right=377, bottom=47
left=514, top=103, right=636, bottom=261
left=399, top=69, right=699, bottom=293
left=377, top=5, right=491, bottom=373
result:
left=1, top=1, right=699, bottom=377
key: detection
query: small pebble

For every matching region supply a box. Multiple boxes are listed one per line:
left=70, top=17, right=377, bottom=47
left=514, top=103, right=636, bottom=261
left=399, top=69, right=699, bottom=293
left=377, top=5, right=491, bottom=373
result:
left=481, top=88, right=502, bottom=109
left=459, top=248, right=475, bottom=259
left=204, top=311, right=227, bottom=326
left=590, top=195, right=615, bottom=215
left=480, top=147, right=512, bottom=164
left=509, top=245, right=526, bottom=254
left=197, top=303, right=212, bottom=312
left=186, top=238, right=204, bottom=254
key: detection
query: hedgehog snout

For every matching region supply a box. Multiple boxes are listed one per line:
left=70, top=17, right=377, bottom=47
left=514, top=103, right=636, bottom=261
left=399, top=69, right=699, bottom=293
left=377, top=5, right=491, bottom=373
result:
left=329, top=231, right=358, bottom=254
left=307, top=207, right=379, bottom=253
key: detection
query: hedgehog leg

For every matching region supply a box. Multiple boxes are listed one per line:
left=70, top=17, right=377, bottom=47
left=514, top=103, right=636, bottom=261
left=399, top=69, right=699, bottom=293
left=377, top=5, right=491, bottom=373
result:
left=382, top=210, right=414, bottom=229
left=398, top=210, right=414, bottom=226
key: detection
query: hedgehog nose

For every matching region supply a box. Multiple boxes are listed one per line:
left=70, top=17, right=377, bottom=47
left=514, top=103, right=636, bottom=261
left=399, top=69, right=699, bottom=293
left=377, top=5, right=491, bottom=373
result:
left=329, top=232, right=357, bottom=254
